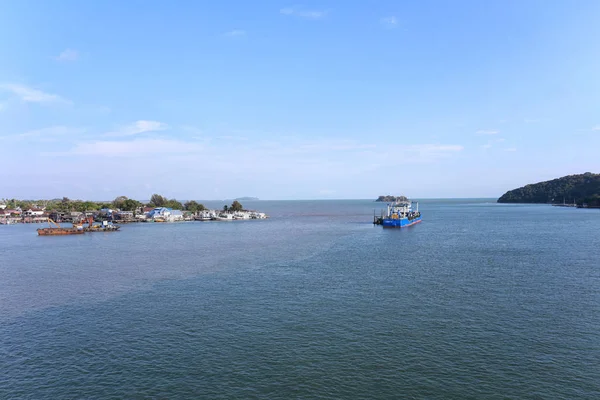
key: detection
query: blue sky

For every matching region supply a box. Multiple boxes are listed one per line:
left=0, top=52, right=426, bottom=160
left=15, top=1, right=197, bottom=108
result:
left=1, top=0, right=600, bottom=200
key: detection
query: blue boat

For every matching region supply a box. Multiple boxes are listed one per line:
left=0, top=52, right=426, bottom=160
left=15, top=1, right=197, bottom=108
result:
left=379, top=198, right=422, bottom=228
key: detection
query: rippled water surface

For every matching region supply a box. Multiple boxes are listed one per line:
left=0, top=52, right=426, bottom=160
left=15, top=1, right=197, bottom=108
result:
left=1, top=200, right=599, bottom=399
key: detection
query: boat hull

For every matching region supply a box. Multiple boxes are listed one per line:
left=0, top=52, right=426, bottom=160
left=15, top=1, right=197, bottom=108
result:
left=83, top=227, right=120, bottom=232
left=381, top=216, right=422, bottom=228
left=37, top=228, right=85, bottom=236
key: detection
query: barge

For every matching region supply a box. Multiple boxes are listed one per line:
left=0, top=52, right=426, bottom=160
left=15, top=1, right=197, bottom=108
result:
left=374, top=198, right=422, bottom=228
left=37, top=218, right=85, bottom=235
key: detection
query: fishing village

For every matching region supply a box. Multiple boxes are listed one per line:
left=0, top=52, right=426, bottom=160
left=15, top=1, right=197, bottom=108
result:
left=0, top=194, right=268, bottom=235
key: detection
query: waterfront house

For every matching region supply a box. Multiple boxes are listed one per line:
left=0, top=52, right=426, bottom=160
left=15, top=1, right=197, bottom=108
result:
left=147, top=207, right=184, bottom=222
left=4, top=209, right=22, bottom=217
left=170, top=210, right=184, bottom=221
left=115, top=211, right=134, bottom=221
left=24, top=208, right=45, bottom=217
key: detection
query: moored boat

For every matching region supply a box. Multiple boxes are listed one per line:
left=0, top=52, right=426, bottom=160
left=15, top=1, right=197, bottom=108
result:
left=83, top=218, right=120, bottom=232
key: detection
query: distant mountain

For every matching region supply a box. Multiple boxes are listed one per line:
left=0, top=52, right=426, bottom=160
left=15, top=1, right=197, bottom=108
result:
left=375, top=195, right=408, bottom=202
left=234, top=197, right=259, bottom=201
left=497, top=172, right=600, bottom=206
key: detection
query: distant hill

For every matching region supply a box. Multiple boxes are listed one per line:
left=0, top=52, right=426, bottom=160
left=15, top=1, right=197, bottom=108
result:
left=497, top=172, right=600, bottom=206
left=376, top=195, right=408, bottom=202
left=234, top=197, right=259, bottom=201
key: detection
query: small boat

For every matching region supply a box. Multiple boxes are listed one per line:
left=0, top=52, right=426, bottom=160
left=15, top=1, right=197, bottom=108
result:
left=214, top=213, right=235, bottom=221
left=37, top=218, right=85, bottom=236
left=83, top=218, right=120, bottom=232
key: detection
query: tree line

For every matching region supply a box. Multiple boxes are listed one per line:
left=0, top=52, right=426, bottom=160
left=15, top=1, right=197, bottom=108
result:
left=1, top=194, right=246, bottom=213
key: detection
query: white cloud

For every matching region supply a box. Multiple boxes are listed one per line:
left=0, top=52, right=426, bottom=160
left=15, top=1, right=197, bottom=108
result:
left=66, top=138, right=204, bottom=157
left=592, top=125, right=600, bottom=131
left=280, top=7, right=327, bottom=19
left=476, top=129, right=499, bottom=135
left=106, top=120, right=169, bottom=137
left=54, top=49, right=78, bottom=62
left=524, top=118, right=540, bottom=123
left=495, top=138, right=506, bottom=142
left=504, top=147, right=517, bottom=152
left=380, top=16, right=398, bottom=28
left=0, top=83, right=69, bottom=104
left=11, top=126, right=84, bottom=140
left=54, top=137, right=461, bottom=168
left=380, top=144, right=464, bottom=163
left=224, top=30, right=246, bottom=37
left=481, top=144, right=492, bottom=150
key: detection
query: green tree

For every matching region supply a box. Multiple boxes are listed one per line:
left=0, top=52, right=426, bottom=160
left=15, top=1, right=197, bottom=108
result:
left=223, top=205, right=229, bottom=212
left=230, top=200, right=243, bottom=212
left=184, top=200, right=205, bottom=213
left=87, top=202, right=101, bottom=211
left=121, top=199, right=142, bottom=212
left=59, top=197, right=71, bottom=211
left=71, top=201, right=86, bottom=212
left=150, top=194, right=167, bottom=207
left=112, top=196, right=129, bottom=209
left=164, top=199, right=183, bottom=210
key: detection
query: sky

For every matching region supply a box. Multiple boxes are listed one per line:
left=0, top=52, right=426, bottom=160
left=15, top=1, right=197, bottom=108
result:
left=1, top=0, right=600, bottom=200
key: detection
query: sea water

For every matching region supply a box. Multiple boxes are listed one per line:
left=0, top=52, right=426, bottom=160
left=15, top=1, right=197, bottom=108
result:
left=1, top=200, right=599, bottom=398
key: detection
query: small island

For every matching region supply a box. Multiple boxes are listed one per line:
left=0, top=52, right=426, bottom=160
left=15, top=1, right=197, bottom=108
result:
left=497, top=172, right=600, bottom=207
left=376, top=195, right=408, bottom=202
left=234, top=197, right=259, bottom=201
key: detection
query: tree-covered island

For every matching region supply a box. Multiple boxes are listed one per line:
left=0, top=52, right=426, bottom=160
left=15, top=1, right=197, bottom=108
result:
left=497, top=172, right=600, bottom=207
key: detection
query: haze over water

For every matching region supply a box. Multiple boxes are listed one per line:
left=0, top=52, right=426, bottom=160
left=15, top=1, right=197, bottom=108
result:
left=1, top=200, right=599, bottom=399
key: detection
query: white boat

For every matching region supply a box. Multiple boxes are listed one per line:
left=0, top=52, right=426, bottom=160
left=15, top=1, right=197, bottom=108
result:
left=215, top=213, right=235, bottom=221
left=234, top=212, right=251, bottom=220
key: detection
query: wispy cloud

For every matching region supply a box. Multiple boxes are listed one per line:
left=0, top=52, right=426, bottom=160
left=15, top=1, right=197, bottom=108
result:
left=224, top=30, right=246, bottom=37
left=380, top=16, right=398, bottom=28
left=481, top=143, right=493, bottom=150
left=3, top=126, right=84, bottom=141
left=495, top=138, right=506, bottom=143
left=54, top=48, right=79, bottom=62
left=592, top=125, right=600, bottom=131
left=54, top=136, right=461, bottom=167
left=504, top=147, right=517, bottom=152
left=106, top=120, right=169, bottom=137
left=524, top=118, right=540, bottom=123
left=280, top=7, right=327, bottom=19
left=476, top=129, right=499, bottom=135
left=64, top=139, right=204, bottom=157
left=0, top=83, right=70, bottom=104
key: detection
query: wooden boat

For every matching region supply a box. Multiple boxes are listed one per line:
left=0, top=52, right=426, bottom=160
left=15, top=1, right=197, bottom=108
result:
left=37, top=218, right=85, bottom=236
left=82, top=217, right=120, bottom=232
